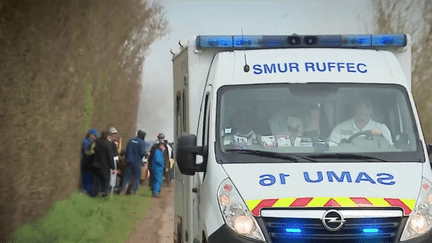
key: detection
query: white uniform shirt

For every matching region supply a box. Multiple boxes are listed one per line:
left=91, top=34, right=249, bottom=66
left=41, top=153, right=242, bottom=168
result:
left=329, top=119, right=393, bottom=145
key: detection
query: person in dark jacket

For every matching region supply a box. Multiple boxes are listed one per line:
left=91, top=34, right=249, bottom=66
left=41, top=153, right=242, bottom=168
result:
left=90, top=130, right=115, bottom=197
left=108, top=126, right=119, bottom=157
left=81, top=128, right=98, bottom=194
left=119, top=130, right=149, bottom=195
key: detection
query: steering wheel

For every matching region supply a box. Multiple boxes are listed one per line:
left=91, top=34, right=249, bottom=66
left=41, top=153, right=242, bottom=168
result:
left=346, top=130, right=374, bottom=143
left=341, top=130, right=390, bottom=148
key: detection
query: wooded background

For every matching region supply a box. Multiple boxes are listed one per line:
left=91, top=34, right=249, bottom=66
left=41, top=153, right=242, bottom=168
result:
left=374, top=1, right=432, bottom=141
left=0, top=1, right=167, bottom=241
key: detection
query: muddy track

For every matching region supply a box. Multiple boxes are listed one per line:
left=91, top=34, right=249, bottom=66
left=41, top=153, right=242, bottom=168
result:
left=126, top=182, right=174, bottom=243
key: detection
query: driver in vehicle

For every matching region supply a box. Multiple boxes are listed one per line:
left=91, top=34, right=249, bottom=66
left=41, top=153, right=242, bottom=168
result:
left=329, top=96, right=393, bottom=145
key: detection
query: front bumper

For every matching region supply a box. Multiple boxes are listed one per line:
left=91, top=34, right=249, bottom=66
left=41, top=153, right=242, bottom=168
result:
left=401, top=229, right=432, bottom=243
left=207, top=223, right=432, bottom=243
left=208, top=224, right=264, bottom=243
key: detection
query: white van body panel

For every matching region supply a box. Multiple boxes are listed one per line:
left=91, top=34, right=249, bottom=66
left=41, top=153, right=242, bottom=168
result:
left=196, top=152, right=227, bottom=236
left=213, top=49, right=408, bottom=88
left=223, top=163, right=422, bottom=201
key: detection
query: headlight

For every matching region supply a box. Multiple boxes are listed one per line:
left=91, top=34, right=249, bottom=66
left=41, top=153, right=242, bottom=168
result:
left=217, top=178, right=265, bottom=241
left=234, top=215, right=254, bottom=234
left=401, top=177, right=432, bottom=241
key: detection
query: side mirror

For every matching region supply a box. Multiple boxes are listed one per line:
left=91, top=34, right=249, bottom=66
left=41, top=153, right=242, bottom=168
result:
left=176, top=134, right=206, bottom=175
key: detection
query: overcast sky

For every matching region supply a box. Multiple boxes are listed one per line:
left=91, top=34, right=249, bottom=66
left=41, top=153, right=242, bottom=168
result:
left=137, top=0, right=374, bottom=142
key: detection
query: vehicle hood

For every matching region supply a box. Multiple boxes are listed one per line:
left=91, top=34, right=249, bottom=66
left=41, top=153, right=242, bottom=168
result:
left=222, top=162, right=421, bottom=216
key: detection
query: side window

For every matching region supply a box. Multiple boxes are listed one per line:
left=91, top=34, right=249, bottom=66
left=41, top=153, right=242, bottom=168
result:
left=182, top=90, right=187, bottom=132
left=202, top=93, right=211, bottom=147
left=197, top=92, right=211, bottom=178
left=197, top=91, right=211, bottom=161
left=176, top=92, right=182, bottom=136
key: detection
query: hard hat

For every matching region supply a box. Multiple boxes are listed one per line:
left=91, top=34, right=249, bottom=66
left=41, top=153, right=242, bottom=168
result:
left=88, top=128, right=98, bottom=136
left=109, top=127, right=118, bottom=134
left=157, top=133, right=165, bottom=139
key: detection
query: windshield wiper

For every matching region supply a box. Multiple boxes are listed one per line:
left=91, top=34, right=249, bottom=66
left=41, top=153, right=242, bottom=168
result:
left=224, top=149, right=317, bottom=162
left=308, top=153, right=388, bottom=162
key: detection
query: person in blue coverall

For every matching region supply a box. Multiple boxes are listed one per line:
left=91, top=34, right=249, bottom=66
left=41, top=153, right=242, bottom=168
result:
left=119, top=130, right=149, bottom=195
left=149, top=141, right=167, bottom=197
left=81, top=128, right=98, bottom=195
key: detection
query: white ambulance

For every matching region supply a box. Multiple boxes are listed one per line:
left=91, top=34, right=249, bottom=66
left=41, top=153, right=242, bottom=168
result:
left=172, top=34, right=432, bottom=243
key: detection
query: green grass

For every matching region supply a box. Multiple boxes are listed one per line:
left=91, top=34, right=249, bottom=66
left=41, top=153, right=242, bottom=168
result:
left=9, top=187, right=153, bottom=243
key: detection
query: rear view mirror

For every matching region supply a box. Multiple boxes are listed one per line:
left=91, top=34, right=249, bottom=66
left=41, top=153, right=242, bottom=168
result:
left=176, top=134, right=206, bottom=175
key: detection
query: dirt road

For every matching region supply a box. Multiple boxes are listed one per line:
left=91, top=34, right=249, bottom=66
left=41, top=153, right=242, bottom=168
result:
left=126, top=182, right=174, bottom=243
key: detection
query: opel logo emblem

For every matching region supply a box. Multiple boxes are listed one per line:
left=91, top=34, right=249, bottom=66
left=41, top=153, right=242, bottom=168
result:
left=321, top=209, right=345, bottom=231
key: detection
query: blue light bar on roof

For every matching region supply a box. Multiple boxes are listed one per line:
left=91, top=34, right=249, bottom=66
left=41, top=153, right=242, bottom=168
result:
left=233, top=35, right=262, bottom=48
left=198, top=35, right=233, bottom=48
left=372, top=34, right=406, bottom=47
left=341, top=35, right=372, bottom=47
left=196, top=34, right=407, bottom=50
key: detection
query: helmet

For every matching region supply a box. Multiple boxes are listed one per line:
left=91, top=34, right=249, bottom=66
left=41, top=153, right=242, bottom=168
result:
left=157, top=133, right=165, bottom=140
left=88, top=128, right=98, bottom=137
left=109, top=127, right=118, bottom=134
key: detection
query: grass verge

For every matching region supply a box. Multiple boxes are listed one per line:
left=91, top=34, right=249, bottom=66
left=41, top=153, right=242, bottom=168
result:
left=9, top=187, right=152, bottom=243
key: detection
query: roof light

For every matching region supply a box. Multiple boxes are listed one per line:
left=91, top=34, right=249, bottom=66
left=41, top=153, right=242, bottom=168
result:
left=342, top=35, right=371, bottom=47
left=196, top=34, right=407, bottom=50
left=198, top=35, right=233, bottom=48
left=372, top=34, right=406, bottom=47
left=233, top=36, right=262, bottom=48
left=311, top=35, right=341, bottom=47
left=263, top=36, right=289, bottom=48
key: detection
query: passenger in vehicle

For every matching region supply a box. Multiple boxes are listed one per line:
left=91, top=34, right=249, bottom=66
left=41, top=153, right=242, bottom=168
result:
left=301, top=104, right=321, bottom=140
left=329, top=96, right=393, bottom=145
left=269, top=104, right=320, bottom=146
left=224, top=110, right=261, bottom=147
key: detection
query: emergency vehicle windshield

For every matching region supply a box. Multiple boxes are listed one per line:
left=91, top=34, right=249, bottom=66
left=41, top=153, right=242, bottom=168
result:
left=217, top=83, right=424, bottom=163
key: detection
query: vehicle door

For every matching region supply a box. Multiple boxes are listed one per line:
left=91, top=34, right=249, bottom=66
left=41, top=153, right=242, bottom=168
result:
left=193, top=87, right=211, bottom=241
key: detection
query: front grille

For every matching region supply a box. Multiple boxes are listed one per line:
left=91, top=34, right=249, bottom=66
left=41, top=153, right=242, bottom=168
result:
left=261, top=214, right=404, bottom=243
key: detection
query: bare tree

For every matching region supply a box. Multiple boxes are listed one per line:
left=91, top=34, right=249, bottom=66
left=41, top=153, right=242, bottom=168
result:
left=373, top=0, right=432, bottom=141
left=121, top=1, right=169, bottom=84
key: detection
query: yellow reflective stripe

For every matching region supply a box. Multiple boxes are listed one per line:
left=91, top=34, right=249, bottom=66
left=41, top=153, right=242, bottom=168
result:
left=246, top=199, right=261, bottom=211
left=334, top=197, right=357, bottom=207
left=368, top=198, right=391, bottom=207
left=401, top=198, right=416, bottom=210
left=307, top=197, right=331, bottom=207
left=247, top=197, right=414, bottom=211
left=273, top=198, right=296, bottom=208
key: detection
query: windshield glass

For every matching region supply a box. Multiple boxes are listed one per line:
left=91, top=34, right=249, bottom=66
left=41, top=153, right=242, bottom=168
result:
left=216, top=83, right=424, bottom=163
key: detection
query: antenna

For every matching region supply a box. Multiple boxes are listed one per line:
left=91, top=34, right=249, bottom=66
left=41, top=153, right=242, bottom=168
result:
left=241, top=28, right=250, bottom=72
